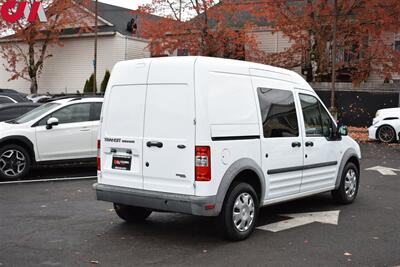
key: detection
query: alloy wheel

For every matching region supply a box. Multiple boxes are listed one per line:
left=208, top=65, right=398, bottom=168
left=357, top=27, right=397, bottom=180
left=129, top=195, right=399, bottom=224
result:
left=0, top=149, right=26, bottom=177
left=378, top=126, right=395, bottom=143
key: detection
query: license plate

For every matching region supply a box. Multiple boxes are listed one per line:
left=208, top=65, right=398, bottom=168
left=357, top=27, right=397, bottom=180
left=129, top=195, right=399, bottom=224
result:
left=112, top=155, right=132, bottom=171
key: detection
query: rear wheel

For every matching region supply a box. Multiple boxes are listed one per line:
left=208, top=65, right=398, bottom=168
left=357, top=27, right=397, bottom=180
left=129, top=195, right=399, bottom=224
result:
left=113, top=203, right=152, bottom=222
left=332, top=162, right=359, bottom=204
left=377, top=125, right=396, bottom=143
left=0, top=144, right=31, bottom=180
left=219, top=182, right=259, bottom=241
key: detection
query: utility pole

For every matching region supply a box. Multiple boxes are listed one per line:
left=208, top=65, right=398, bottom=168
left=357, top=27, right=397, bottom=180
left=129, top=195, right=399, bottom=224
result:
left=330, top=0, right=338, bottom=114
left=93, top=0, right=98, bottom=95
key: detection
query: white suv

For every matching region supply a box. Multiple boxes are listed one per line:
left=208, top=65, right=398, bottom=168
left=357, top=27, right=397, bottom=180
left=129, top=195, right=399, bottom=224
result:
left=94, top=57, right=361, bottom=241
left=0, top=97, right=103, bottom=180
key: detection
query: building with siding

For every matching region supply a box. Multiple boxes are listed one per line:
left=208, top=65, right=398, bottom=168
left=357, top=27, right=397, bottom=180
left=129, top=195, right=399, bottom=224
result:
left=0, top=2, right=152, bottom=94
left=252, top=28, right=400, bottom=85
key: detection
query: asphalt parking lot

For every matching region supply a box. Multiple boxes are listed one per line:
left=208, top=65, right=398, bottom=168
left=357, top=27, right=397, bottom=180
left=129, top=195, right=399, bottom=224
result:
left=0, top=143, right=399, bottom=267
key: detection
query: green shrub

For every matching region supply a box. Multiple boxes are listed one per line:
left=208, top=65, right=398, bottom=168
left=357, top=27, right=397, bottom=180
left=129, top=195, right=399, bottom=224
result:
left=100, top=70, right=111, bottom=93
left=84, top=73, right=97, bottom=93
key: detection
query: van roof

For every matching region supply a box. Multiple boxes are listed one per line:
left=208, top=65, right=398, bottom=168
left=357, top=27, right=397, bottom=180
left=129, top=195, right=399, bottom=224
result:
left=115, top=56, right=314, bottom=91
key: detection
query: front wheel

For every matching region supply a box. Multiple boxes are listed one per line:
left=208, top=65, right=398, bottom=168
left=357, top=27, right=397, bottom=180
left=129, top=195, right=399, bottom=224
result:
left=113, top=203, right=152, bottom=222
left=0, top=144, right=31, bottom=180
left=332, top=162, right=359, bottom=204
left=219, top=183, right=259, bottom=241
left=377, top=125, right=396, bottom=143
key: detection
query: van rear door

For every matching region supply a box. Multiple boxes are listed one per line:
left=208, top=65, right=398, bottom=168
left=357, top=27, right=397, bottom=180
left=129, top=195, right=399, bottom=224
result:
left=142, top=84, right=195, bottom=195
left=100, top=84, right=147, bottom=189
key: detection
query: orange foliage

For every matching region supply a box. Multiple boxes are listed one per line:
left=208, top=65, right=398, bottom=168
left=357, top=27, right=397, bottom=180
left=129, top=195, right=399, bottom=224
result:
left=134, top=0, right=262, bottom=59
left=348, top=126, right=369, bottom=142
left=0, top=0, right=92, bottom=93
left=252, top=0, right=400, bottom=85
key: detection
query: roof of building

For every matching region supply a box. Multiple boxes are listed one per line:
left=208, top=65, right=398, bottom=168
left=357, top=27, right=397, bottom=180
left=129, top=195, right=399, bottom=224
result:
left=188, top=1, right=271, bottom=29
left=0, top=2, right=168, bottom=40
left=86, top=2, right=170, bottom=36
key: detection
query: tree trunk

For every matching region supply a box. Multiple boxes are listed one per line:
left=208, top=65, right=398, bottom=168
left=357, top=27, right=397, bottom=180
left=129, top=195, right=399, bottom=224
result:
left=330, top=0, right=338, bottom=115
left=29, top=74, right=38, bottom=94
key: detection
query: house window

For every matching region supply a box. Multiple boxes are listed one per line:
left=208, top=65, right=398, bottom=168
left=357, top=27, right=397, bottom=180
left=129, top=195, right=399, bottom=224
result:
left=395, top=40, right=400, bottom=52
left=177, top=48, right=189, bottom=56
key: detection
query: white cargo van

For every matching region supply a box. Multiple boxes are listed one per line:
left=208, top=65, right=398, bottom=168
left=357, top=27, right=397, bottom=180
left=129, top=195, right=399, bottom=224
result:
left=94, top=57, right=361, bottom=240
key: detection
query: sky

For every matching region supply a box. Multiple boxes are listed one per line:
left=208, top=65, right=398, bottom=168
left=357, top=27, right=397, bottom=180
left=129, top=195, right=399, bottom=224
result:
left=97, top=0, right=152, bottom=10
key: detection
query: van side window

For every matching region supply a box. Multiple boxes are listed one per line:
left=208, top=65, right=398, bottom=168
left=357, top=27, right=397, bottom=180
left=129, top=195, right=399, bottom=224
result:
left=299, top=94, right=334, bottom=137
left=257, top=88, right=299, bottom=138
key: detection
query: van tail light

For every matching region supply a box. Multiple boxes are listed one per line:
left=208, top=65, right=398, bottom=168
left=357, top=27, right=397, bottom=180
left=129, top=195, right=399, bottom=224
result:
left=195, top=146, right=211, bottom=181
left=97, top=140, right=101, bottom=171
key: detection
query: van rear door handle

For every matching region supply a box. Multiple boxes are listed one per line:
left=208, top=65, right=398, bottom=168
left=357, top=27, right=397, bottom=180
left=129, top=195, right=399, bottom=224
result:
left=146, top=141, right=163, bottom=148
left=291, top=142, right=301, bottom=148
left=305, top=141, right=314, bottom=147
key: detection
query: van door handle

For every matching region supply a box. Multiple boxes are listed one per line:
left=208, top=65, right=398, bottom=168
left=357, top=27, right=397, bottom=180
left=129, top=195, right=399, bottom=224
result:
left=291, top=142, right=301, bottom=148
left=147, top=141, right=163, bottom=148
left=80, top=127, right=91, bottom=132
left=305, top=141, right=314, bottom=147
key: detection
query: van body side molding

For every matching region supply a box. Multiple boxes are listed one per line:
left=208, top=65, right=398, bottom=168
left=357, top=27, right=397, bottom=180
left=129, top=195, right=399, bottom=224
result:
left=268, top=161, right=338, bottom=175
left=211, top=135, right=260, bottom=141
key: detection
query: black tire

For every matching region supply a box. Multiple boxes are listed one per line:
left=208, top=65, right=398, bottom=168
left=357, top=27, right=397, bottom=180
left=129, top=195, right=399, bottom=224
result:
left=331, top=162, right=359, bottom=204
left=219, top=182, right=259, bottom=241
left=0, top=144, right=31, bottom=180
left=377, top=125, right=396, bottom=143
left=113, top=203, right=152, bottom=222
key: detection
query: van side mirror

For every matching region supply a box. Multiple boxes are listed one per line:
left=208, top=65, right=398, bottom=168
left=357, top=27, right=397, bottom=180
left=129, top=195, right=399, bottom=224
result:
left=338, top=125, right=348, bottom=136
left=46, top=117, right=59, bottom=130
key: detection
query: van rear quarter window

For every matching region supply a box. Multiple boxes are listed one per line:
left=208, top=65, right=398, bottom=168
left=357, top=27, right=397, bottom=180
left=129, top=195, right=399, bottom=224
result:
left=257, top=88, right=299, bottom=138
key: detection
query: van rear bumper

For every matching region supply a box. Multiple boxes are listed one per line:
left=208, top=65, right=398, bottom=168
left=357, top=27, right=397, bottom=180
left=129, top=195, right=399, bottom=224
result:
left=93, top=183, right=219, bottom=217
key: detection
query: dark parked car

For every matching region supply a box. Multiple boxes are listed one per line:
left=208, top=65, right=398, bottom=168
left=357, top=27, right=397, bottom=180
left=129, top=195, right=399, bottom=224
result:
left=0, top=103, right=42, bottom=122
left=0, top=89, right=29, bottom=104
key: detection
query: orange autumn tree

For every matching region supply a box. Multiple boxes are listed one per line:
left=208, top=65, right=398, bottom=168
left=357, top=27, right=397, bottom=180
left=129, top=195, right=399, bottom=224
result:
left=0, top=0, right=91, bottom=94
left=257, top=0, right=400, bottom=85
left=134, top=0, right=262, bottom=59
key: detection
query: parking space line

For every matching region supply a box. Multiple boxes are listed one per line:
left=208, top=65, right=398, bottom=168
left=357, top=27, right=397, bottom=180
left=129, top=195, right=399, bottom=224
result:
left=0, top=176, right=97, bottom=185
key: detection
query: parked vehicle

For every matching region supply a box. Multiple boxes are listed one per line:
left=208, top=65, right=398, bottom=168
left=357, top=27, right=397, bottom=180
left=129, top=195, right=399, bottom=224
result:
left=0, top=97, right=103, bottom=180
left=0, top=103, right=42, bottom=122
left=94, top=57, right=361, bottom=241
left=368, top=107, right=400, bottom=143
left=0, top=89, right=29, bottom=104
left=26, top=94, right=52, bottom=103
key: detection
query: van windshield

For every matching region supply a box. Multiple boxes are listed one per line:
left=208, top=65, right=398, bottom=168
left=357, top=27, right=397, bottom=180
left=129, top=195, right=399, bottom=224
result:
left=8, top=103, right=60, bottom=124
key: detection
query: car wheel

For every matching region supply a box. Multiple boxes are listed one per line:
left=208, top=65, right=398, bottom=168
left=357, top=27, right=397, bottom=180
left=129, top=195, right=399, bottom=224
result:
left=0, top=144, right=31, bottom=180
left=377, top=125, right=396, bottom=143
left=113, top=203, right=152, bottom=222
left=219, top=182, right=259, bottom=241
left=332, top=162, right=359, bottom=204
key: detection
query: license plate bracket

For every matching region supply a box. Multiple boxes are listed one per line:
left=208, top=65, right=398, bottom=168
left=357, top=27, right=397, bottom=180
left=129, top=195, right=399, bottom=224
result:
left=112, top=155, right=132, bottom=171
